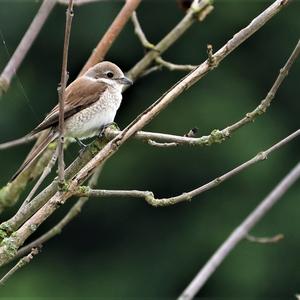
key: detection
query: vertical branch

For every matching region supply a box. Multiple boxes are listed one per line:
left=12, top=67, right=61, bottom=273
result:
left=178, top=161, right=300, bottom=300
left=0, top=0, right=56, bottom=96
left=57, top=0, right=74, bottom=185
left=79, top=0, right=141, bottom=76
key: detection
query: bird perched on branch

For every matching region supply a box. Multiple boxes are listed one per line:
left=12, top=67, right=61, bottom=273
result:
left=11, top=61, right=132, bottom=181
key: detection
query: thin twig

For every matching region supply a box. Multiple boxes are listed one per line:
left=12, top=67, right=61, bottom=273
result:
left=131, top=11, right=156, bottom=50
left=0, top=247, right=39, bottom=286
left=0, top=0, right=56, bottom=96
left=0, top=0, right=291, bottom=265
left=178, top=161, right=300, bottom=300
left=57, top=0, right=103, bottom=5
left=79, top=0, right=141, bottom=76
left=225, top=38, right=300, bottom=134
left=18, top=147, right=58, bottom=211
left=11, top=166, right=103, bottom=264
left=246, top=233, right=284, bottom=244
left=127, top=0, right=213, bottom=82
left=57, top=0, right=74, bottom=186
left=155, top=57, right=197, bottom=71
left=0, top=134, right=38, bottom=150
left=140, top=65, right=163, bottom=78
left=75, top=129, right=300, bottom=206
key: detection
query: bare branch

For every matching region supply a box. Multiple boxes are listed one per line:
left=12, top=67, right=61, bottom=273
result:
left=139, top=65, right=162, bottom=78
left=18, top=147, right=58, bottom=211
left=155, top=57, right=197, bottom=71
left=127, top=0, right=214, bottom=82
left=0, top=0, right=291, bottom=265
left=246, top=233, right=284, bottom=244
left=0, top=136, right=56, bottom=213
left=0, top=0, right=56, bottom=96
left=225, top=38, right=300, bottom=134
left=0, top=247, right=39, bottom=286
left=79, top=0, right=141, bottom=76
left=57, top=0, right=103, bottom=5
left=131, top=11, right=156, bottom=50
left=0, top=137, right=108, bottom=238
left=0, top=0, right=206, bottom=209
left=57, top=0, right=74, bottom=186
left=178, top=160, right=300, bottom=300
left=9, top=166, right=103, bottom=265
left=0, top=134, right=38, bottom=150
left=75, top=129, right=300, bottom=206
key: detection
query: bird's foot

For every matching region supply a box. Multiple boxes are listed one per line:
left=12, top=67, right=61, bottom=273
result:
left=76, top=138, right=89, bottom=157
left=98, top=122, right=119, bottom=138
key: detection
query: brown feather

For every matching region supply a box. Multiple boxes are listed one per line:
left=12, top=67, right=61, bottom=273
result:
left=32, top=77, right=107, bottom=134
left=10, top=128, right=58, bottom=182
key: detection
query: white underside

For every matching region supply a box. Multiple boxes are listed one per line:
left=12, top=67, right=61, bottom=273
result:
left=64, top=87, right=122, bottom=140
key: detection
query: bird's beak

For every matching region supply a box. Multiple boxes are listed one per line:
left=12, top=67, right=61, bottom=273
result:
left=118, top=76, right=133, bottom=86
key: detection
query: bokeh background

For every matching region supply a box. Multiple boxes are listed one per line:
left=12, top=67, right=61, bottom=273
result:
left=0, top=0, right=299, bottom=298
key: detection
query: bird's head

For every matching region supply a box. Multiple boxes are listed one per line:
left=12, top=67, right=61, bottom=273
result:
left=84, top=61, right=133, bottom=91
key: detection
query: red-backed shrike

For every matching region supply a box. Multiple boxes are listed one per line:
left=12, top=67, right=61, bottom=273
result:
left=11, top=61, right=132, bottom=181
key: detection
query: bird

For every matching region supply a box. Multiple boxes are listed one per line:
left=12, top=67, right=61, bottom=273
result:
left=10, top=61, right=132, bottom=181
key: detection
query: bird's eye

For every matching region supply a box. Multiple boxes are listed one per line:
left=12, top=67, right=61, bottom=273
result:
left=106, top=72, right=114, bottom=78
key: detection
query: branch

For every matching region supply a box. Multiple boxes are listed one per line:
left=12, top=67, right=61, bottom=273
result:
left=0, top=0, right=207, bottom=211
left=18, top=147, right=58, bottom=211
left=246, top=233, right=284, bottom=244
left=0, top=0, right=56, bottom=96
left=79, top=0, right=141, bottom=76
left=127, top=0, right=214, bottom=82
left=178, top=160, right=300, bottom=300
left=0, top=134, right=38, bottom=150
left=0, top=247, right=39, bottom=286
left=0, top=0, right=291, bottom=265
left=0, top=137, right=108, bottom=238
left=131, top=11, right=156, bottom=50
left=0, top=136, right=56, bottom=213
left=57, top=0, right=103, bottom=5
left=58, top=0, right=74, bottom=185
left=225, top=38, right=300, bottom=134
left=155, top=56, right=197, bottom=71
left=1, top=31, right=298, bottom=155
left=75, top=129, right=300, bottom=206
left=9, top=166, right=103, bottom=265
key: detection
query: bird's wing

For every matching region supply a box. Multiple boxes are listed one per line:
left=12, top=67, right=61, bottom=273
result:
left=31, top=77, right=107, bottom=134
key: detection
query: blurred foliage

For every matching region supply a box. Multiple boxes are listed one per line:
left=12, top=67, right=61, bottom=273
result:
left=0, top=0, right=300, bottom=298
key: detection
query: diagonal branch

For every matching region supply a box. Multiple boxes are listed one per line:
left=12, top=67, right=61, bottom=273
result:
left=178, top=160, right=300, bottom=300
left=0, top=0, right=56, bottom=96
left=75, top=129, right=300, bottom=206
left=155, top=56, right=197, bottom=72
left=131, top=11, right=156, bottom=50
left=127, top=0, right=213, bottom=82
left=79, top=0, right=141, bottom=76
left=0, top=247, right=39, bottom=286
left=6, top=165, right=103, bottom=266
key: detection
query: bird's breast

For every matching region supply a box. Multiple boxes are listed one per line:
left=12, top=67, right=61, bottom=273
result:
left=65, top=89, right=122, bottom=139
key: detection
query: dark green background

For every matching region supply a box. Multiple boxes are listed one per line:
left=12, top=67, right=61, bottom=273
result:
left=0, top=0, right=299, bottom=298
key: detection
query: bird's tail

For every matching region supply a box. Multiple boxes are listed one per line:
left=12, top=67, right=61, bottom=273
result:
left=10, top=129, right=58, bottom=182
